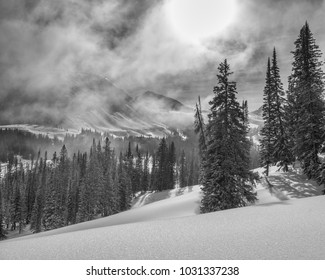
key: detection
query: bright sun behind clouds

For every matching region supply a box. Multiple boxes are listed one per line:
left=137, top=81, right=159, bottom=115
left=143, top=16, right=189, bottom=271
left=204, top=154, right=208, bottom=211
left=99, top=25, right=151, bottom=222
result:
left=165, top=0, right=238, bottom=44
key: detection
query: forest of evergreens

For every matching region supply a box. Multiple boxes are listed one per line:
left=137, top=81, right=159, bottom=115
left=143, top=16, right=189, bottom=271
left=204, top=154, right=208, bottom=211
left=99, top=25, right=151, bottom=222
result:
left=0, top=134, right=199, bottom=239
left=196, top=22, right=325, bottom=213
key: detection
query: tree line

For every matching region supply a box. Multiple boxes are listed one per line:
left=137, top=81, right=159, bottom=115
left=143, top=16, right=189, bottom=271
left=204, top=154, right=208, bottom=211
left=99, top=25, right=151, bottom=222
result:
left=0, top=128, right=199, bottom=165
left=0, top=137, right=199, bottom=240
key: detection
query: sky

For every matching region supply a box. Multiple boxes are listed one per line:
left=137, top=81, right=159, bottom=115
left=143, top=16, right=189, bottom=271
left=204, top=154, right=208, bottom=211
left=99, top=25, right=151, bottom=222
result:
left=0, top=0, right=325, bottom=125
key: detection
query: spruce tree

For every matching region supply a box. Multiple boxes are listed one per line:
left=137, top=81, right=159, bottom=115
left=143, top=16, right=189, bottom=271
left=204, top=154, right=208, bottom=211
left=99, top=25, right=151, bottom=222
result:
left=287, top=22, right=325, bottom=178
left=179, top=150, right=187, bottom=188
left=200, top=59, right=257, bottom=213
left=31, top=156, right=47, bottom=233
left=194, top=96, right=207, bottom=184
left=194, top=96, right=207, bottom=155
left=0, top=182, right=7, bottom=240
left=42, top=167, right=60, bottom=231
left=271, top=48, right=293, bottom=171
left=142, top=151, right=150, bottom=192
left=66, top=153, right=79, bottom=225
left=156, top=138, right=168, bottom=191
left=260, top=58, right=276, bottom=176
left=101, top=138, right=114, bottom=217
left=117, top=152, right=132, bottom=211
left=167, top=142, right=176, bottom=189
left=134, top=145, right=142, bottom=193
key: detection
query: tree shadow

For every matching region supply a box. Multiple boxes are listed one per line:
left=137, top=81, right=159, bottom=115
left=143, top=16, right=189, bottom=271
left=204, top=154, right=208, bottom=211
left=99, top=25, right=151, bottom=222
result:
left=176, top=187, right=185, bottom=196
left=255, top=201, right=290, bottom=207
left=132, top=190, right=172, bottom=207
left=264, top=177, right=290, bottom=201
left=267, top=171, right=322, bottom=199
left=194, top=199, right=201, bottom=214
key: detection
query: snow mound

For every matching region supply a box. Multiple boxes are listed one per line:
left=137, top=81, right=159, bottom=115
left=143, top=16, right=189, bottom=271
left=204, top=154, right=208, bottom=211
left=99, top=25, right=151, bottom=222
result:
left=1, top=195, right=325, bottom=259
left=132, top=185, right=201, bottom=208
left=3, top=185, right=202, bottom=242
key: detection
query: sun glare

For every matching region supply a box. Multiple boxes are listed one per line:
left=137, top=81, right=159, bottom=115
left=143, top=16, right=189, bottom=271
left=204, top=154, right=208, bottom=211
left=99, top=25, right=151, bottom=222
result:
left=166, top=0, right=238, bottom=44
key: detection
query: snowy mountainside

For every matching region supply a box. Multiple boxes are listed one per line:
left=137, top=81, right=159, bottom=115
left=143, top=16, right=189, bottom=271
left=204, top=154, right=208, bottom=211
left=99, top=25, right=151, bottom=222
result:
left=0, top=124, right=80, bottom=141
left=248, top=106, right=263, bottom=128
left=1, top=91, right=194, bottom=139
left=0, top=167, right=324, bottom=259
left=0, top=73, right=195, bottom=137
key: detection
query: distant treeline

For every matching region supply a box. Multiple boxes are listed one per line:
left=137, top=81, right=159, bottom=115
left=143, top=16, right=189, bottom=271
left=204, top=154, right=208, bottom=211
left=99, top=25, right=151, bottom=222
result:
left=0, top=129, right=59, bottom=162
left=0, top=136, right=199, bottom=239
left=0, top=128, right=199, bottom=163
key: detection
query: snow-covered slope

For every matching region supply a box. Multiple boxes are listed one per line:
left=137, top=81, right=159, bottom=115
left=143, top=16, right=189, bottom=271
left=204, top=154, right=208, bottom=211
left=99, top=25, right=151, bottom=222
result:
left=5, top=186, right=202, bottom=241
left=0, top=169, right=324, bottom=260
left=0, top=124, right=79, bottom=140
left=0, top=195, right=324, bottom=259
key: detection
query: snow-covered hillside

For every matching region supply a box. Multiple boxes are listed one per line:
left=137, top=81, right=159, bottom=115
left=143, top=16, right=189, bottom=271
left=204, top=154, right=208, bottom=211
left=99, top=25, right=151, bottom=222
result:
left=0, top=124, right=79, bottom=141
left=0, top=168, right=324, bottom=260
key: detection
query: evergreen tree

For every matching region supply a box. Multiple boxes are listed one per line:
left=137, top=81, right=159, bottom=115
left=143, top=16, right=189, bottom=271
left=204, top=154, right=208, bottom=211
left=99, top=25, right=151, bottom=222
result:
left=86, top=141, right=104, bottom=219
left=142, top=151, right=150, bottom=192
left=134, top=144, right=142, bottom=193
left=66, top=153, right=79, bottom=225
left=110, top=149, right=120, bottom=213
left=200, top=59, right=257, bottom=213
left=125, top=142, right=135, bottom=195
left=31, top=155, right=47, bottom=233
left=287, top=22, right=325, bottom=178
left=260, top=58, right=276, bottom=176
left=156, top=138, right=168, bottom=191
left=271, top=48, right=293, bottom=171
left=194, top=96, right=207, bottom=155
left=25, top=163, right=36, bottom=225
left=194, top=96, right=207, bottom=184
left=241, top=100, right=249, bottom=127
left=117, top=152, right=132, bottom=211
left=167, top=142, right=176, bottom=189
left=0, top=181, right=7, bottom=240
left=101, top=138, right=114, bottom=217
left=76, top=179, right=88, bottom=223
left=42, top=167, right=61, bottom=231
left=179, top=150, right=187, bottom=188
left=56, top=145, right=69, bottom=226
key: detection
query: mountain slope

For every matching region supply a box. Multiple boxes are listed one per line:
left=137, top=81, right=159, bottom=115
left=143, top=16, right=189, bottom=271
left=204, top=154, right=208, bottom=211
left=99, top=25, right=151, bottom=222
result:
left=0, top=195, right=324, bottom=259
left=134, top=91, right=192, bottom=112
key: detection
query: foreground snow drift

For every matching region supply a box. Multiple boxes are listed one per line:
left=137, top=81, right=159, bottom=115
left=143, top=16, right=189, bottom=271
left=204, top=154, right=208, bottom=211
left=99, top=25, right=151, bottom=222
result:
left=1, top=195, right=324, bottom=259
left=4, top=186, right=202, bottom=241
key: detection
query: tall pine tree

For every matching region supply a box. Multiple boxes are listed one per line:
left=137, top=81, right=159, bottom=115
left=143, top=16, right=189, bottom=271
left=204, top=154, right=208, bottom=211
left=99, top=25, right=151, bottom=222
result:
left=201, top=59, right=257, bottom=213
left=260, top=58, right=276, bottom=176
left=271, top=48, right=292, bottom=171
left=287, top=22, right=325, bottom=179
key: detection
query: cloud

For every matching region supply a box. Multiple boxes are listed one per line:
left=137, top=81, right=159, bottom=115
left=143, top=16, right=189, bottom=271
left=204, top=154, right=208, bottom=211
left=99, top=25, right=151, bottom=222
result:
left=0, top=0, right=324, bottom=127
left=0, top=0, right=159, bottom=124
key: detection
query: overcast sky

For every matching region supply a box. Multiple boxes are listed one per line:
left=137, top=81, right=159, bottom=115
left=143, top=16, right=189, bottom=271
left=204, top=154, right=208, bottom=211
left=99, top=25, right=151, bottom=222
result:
left=1, top=0, right=325, bottom=124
